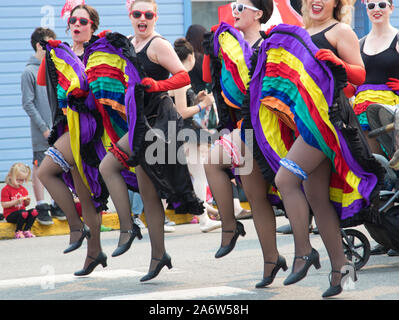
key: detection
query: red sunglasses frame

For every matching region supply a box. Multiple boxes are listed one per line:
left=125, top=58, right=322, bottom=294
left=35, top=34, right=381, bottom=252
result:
left=130, top=10, right=157, bottom=20
left=68, top=16, right=94, bottom=26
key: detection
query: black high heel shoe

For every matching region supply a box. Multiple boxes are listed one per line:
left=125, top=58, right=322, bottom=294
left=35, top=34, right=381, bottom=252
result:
left=63, top=224, right=91, bottom=254
left=74, top=252, right=107, bottom=276
left=256, top=255, right=288, bottom=288
left=140, top=252, right=172, bottom=282
left=283, top=248, right=321, bottom=285
left=322, top=262, right=357, bottom=298
left=112, top=223, right=143, bottom=257
left=215, top=221, right=246, bottom=258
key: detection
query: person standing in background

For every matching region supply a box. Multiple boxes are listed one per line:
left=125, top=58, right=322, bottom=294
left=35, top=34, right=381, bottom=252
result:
left=21, top=27, right=66, bottom=226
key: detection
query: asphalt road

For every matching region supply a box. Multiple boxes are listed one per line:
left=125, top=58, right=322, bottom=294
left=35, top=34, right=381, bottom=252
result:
left=0, top=216, right=398, bottom=304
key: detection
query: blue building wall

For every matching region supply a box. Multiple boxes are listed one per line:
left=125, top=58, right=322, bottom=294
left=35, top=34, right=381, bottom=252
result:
left=0, top=0, right=190, bottom=181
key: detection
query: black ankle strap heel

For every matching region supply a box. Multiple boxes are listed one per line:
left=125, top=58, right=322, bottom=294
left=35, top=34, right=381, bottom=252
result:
left=256, top=255, right=288, bottom=288
left=283, top=248, right=321, bottom=286
left=215, top=221, right=246, bottom=259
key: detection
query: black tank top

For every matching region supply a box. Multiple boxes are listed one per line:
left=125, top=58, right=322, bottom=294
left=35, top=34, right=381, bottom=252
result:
left=361, top=35, right=399, bottom=84
left=311, top=23, right=338, bottom=55
left=136, top=36, right=170, bottom=81
left=134, top=35, right=171, bottom=117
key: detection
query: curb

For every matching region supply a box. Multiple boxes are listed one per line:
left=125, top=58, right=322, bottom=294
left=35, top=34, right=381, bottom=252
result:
left=0, top=210, right=196, bottom=240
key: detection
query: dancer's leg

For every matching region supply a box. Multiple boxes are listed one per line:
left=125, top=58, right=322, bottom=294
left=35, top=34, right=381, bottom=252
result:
left=275, top=136, right=325, bottom=272
left=70, top=166, right=102, bottom=268
left=235, top=130, right=279, bottom=277
left=37, top=133, right=83, bottom=244
left=204, top=142, right=235, bottom=246
left=303, top=159, right=349, bottom=286
left=99, top=134, right=133, bottom=247
left=135, top=165, right=166, bottom=272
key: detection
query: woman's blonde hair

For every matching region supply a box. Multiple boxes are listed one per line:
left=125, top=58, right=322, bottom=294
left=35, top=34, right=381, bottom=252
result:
left=6, top=163, right=31, bottom=185
left=130, top=0, right=158, bottom=13
left=302, top=0, right=354, bottom=28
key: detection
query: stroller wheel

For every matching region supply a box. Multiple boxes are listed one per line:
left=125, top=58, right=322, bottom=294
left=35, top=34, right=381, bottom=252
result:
left=341, top=228, right=371, bottom=271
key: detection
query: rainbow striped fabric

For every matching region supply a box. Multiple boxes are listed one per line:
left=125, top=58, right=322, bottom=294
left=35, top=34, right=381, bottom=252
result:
left=213, top=22, right=254, bottom=111
left=84, top=34, right=144, bottom=190
left=45, top=41, right=109, bottom=210
left=353, top=84, right=399, bottom=130
left=249, top=24, right=381, bottom=225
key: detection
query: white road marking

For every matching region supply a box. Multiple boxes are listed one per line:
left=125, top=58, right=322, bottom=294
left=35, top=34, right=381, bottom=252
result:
left=101, top=286, right=255, bottom=300
left=0, top=269, right=145, bottom=289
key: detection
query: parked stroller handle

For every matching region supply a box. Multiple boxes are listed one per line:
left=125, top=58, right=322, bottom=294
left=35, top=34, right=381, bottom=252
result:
left=368, top=122, right=394, bottom=138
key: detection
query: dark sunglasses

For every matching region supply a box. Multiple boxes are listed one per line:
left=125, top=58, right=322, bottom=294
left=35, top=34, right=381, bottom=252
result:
left=68, top=16, right=93, bottom=26
left=130, top=10, right=157, bottom=20
left=367, top=1, right=391, bottom=9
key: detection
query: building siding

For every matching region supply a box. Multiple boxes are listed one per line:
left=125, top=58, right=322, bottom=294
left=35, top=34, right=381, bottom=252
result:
left=0, top=0, right=188, bottom=181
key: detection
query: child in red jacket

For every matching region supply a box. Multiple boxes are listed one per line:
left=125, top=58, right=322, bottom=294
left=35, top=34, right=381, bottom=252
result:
left=1, top=163, right=38, bottom=238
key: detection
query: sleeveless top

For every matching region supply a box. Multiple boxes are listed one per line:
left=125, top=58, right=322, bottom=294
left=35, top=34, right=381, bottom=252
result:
left=311, top=23, right=339, bottom=55
left=361, top=35, right=399, bottom=84
left=134, top=35, right=171, bottom=117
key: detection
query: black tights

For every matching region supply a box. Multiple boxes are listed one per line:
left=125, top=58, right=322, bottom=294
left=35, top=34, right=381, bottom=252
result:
left=37, top=132, right=103, bottom=269
left=6, top=209, right=37, bottom=231
left=204, top=129, right=279, bottom=278
left=100, top=133, right=165, bottom=273
left=275, top=135, right=348, bottom=285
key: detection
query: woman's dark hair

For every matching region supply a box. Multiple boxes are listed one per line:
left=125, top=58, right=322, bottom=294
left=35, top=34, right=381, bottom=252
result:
left=66, top=4, right=100, bottom=33
left=251, top=0, right=274, bottom=24
left=173, top=38, right=194, bottom=62
left=185, top=24, right=206, bottom=55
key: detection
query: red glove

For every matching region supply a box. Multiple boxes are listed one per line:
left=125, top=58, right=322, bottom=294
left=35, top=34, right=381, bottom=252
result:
left=211, top=24, right=220, bottom=32
left=265, top=25, right=276, bottom=36
left=202, top=54, right=212, bottom=83
left=387, top=77, right=399, bottom=91
left=37, top=57, right=47, bottom=86
left=141, top=70, right=190, bottom=92
left=97, top=30, right=111, bottom=38
left=315, top=49, right=365, bottom=86
left=343, top=83, right=356, bottom=98
left=48, top=39, right=61, bottom=47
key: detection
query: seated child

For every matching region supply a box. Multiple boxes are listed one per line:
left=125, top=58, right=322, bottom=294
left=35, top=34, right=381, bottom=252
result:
left=1, top=163, right=38, bottom=238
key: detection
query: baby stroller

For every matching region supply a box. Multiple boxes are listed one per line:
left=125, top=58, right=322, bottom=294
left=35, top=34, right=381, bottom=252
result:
left=337, top=104, right=399, bottom=271
left=354, top=104, right=399, bottom=265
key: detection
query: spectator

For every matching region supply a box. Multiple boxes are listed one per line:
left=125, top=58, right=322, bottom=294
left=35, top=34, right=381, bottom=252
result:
left=1, top=163, right=38, bottom=239
left=185, top=24, right=207, bottom=94
left=21, top=27, right=66, bottom=225
left=128, top=190, right=146, bottom=229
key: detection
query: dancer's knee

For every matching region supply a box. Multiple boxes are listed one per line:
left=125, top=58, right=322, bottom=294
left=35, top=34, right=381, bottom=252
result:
left=275, top=159, right=307, bottom=194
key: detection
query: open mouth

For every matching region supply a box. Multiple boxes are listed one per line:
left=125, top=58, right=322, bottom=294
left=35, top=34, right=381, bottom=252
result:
left=73, top=30, right=81, bottom=35
left=138, top=23, right=147, bottom=32
left=373, top=13, right=383, bottom=19
left=311, top=4, right=323, bottom=14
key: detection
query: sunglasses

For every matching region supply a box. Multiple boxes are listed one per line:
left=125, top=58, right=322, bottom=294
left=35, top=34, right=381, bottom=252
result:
left=130, top=10, right=157, bottom=20
left=68, top=16, right=93, bottom=26
left=230, top=2, right=260, bottom=14
left=367, top=1, right=391, bottom=9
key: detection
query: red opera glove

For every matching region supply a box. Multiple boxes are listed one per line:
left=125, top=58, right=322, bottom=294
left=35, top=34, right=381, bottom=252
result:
left=97, top=30, right=111, bottom=38
left=211, top=24, right=220, bottom=32
left=48, top=39, right=61, bottom=47
left=141, top=70, right=190, bottom=92
left=343, top=83, right=356, bottom=98
left=202, top=54, right=212, bottom=83
left=265, top=25, right=276, bottom=36
left=315, top=49, right=365, bottom=86
left=387, top=77, right=399, bottom=92
left=37, top=57, right=47, bottom=86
